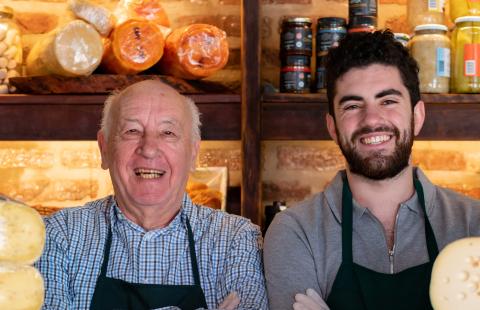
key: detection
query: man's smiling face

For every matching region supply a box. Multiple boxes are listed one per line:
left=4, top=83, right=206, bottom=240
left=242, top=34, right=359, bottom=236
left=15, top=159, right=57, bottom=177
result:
left=327, top=64, right=424, bottom=180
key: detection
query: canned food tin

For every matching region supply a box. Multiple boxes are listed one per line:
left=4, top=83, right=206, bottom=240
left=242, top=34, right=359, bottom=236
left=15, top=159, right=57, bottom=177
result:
left=280, top=66, right=311, bottom=93
left=280, top=17, right=313, bottom=56
left=316, top=17, right=347, bottom=55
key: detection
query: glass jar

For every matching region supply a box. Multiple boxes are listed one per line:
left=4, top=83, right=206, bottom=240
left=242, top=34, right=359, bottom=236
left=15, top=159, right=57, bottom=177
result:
left=451, top=16, right=480, bottom=93
left=410, top=24, right=450, bottom=93
left=407, top=0, right=445, bottom=31
left=0, top=6, right=22, bottom=94
left=348, top=16, right=376, bottom=33
left=349, top=0, right=378, bottom=22
left=280, top=17, right=313, bottom=56
left=450, top=0, right=480, bottom=24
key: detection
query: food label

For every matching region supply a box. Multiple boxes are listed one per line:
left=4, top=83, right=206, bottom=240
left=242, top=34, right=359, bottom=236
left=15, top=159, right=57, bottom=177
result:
left=464, top=44, right=480, bottom=76
left=468, top=0, right=480, bottom=3
left=316, top=29, right=347, bottom=53
left=428, top=0, right=441, bottom=12
left=436, top=47, right=450, bottom=77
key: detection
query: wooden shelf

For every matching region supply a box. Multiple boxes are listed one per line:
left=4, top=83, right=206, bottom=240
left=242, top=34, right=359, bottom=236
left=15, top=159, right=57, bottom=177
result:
left=262, top=93, right=480, bottom=140
left=0, top=94, right=241, bottom=140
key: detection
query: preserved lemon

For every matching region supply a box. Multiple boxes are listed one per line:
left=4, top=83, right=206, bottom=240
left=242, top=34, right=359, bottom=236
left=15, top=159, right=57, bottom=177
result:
left=410, top=24, right=450, bottom=93
left=451, top=16, right=480, bottom=93
left=450, top=0, right=480, bottom=23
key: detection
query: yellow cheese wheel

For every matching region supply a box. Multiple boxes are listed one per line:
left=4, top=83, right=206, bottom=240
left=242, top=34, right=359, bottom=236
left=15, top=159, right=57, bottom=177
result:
left=430, top=237, right=480, bottom=310
left=0, top=264, right=44, bottom=310
left=26, top=20, right=104, bottom=76
left=0, top=199, right=45, bottom=265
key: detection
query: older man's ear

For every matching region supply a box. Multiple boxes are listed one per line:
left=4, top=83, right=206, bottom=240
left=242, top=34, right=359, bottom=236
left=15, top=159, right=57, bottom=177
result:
left=97, top=130, right=109, bottom=170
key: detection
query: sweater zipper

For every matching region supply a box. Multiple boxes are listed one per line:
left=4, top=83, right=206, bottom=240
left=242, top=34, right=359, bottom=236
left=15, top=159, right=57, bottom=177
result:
left=388, top=210, right=401, bottom=274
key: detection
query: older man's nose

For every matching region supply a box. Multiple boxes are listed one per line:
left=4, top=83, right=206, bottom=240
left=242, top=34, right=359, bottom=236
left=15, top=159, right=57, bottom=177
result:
left=137, top=134, right=160, bottom=158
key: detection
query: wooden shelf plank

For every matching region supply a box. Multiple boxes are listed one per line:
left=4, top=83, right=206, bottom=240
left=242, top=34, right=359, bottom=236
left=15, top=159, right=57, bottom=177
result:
left=0, top=94, right=241, bottom=140
left=262, top=93, right=480, bottom=140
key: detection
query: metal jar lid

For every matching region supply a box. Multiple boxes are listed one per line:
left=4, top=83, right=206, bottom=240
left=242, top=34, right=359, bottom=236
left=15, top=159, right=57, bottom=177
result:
left=284, top=17, right=312, bottom=25
left=455, top=16, right=480, bottom=24
left=414, top=24, right=448, bottom=32
left=317, top=17, right=347, bottom=28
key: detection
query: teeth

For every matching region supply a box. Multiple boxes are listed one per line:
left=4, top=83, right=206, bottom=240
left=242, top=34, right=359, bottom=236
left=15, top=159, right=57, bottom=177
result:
left=361, top=135, right=391, bottom=145
left=134, top=168, right=166, bottom=179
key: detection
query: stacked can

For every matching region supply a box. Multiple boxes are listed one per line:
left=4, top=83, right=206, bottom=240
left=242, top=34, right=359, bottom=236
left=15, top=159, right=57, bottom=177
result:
left=315, top=17, right=347, bottom=92
left=280, top=17, right=312, bottom=93
left=348, top=0, right=377, bottom=32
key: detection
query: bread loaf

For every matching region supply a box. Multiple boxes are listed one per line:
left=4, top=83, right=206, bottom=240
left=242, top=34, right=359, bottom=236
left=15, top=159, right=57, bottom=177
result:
left=156, top=24, right=229, bottom=80
left=26, top=20, right=103, bottom=76
left=0, top=264, right=44, bottom=310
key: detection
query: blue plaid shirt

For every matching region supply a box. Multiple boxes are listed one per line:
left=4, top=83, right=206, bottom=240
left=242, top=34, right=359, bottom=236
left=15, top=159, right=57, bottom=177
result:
left=35, top=195, right=268, bottom=309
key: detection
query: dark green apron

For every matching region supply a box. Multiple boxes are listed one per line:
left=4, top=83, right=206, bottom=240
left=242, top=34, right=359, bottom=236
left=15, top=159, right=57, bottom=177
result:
left=326, top=177, right=438, bottom=310
left=89, top=215, right=208, bottom=310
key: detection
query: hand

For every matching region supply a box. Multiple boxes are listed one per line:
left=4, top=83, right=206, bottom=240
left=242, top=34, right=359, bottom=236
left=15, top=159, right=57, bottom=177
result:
left=218, top=292, right=240, bottom=310
left=293, top=288, right=330, bottom=310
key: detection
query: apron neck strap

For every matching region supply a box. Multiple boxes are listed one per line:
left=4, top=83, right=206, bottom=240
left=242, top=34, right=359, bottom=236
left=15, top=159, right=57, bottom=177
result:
left=341, top=174, right=439, bottom=265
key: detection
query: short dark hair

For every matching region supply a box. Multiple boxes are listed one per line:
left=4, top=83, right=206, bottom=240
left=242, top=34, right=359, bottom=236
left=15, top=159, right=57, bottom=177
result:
left=325, top=30, right=420, bottom=116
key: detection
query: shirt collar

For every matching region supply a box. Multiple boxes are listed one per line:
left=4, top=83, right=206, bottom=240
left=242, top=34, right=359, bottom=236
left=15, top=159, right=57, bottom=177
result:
left=325, top=167, right=435, bottom=223
left=106, top=193, right=197, bottom=236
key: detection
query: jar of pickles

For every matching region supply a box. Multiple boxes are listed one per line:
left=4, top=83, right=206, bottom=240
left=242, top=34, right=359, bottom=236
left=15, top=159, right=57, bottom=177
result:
left=410, top=24, right=450, bottom=93
left=0, top=6, right=22, bottom=94
left=450, top=0, right=480, bottom=24
left=451, top=16, right=480, bottom=93
left=407, top=0, right=445, bottom=31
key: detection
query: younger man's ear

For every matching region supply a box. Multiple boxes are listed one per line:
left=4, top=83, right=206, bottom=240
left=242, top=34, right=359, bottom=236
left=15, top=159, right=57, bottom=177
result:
left=326, top=113, right=338, bottom=144
left=413, top=100, right=425, bottom=136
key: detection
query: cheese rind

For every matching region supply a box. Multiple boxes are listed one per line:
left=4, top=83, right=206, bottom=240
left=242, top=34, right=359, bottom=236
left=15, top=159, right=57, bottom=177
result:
left=430, top=237, right=480, bottom=310
left=0, top=264, right=44, bottom=310
left=0, top=199, right=46, bottom=265
left=69, top=0, right=115, bottom=36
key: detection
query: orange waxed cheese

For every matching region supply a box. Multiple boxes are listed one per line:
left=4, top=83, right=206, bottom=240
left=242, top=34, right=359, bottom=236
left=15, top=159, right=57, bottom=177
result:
left=100, top=19, right=164, bottom=74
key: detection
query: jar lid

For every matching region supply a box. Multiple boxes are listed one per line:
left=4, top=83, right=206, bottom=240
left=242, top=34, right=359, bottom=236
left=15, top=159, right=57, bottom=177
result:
left=414, top=24, right=448, bottom=32
left=0, top=6, right=13, bottom=18
left=455, top=16, right=480, bottom=24
left=317, top=17, right=347, bottom=27
left=349, top=16, right=377, bottom=27
left=285, top=17, right=312, bottom=24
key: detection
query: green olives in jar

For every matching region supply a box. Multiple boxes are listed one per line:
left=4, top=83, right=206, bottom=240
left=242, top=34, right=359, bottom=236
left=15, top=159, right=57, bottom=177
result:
left=451, top=16, right=480, bottom=93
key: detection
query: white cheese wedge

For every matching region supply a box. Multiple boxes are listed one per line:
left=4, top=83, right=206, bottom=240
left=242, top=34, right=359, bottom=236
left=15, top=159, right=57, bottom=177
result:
left=430, top=237, right=480, bottom=310
left=0, top=199, right=45, bottom=265
left=26, top=20, right=103, bottom=77
left=0, top=263, right=44, bottom=310
left=69, top=0, right=115, bottom=36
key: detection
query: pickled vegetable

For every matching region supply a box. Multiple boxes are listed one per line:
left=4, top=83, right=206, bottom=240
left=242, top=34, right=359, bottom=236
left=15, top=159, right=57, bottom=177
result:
left=451, top=17, right=480, bottom=93
left=450, top=0, right=480, bottom=23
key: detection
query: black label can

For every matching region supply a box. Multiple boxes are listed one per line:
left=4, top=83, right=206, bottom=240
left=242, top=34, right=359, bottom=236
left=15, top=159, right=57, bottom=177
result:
left=316, top=17, right=347, bottom=55
left=349, top=0, right=377, bottom=19
left=280, top=17, right=313, bottom=56
left=280, top=66, right=311, bottom=93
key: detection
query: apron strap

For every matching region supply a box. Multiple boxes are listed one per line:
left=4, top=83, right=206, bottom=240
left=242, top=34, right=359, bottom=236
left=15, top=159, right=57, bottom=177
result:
left=413, top=178, right=439, bottom=261
left=99, top=221, right=113, bottom=277
left=341, top=176, right=354, bottom=265
left=185, top=218, right=202, bottom=286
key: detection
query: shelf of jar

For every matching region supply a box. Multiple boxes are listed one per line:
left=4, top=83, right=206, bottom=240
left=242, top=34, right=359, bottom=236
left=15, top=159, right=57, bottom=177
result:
left=0, top=94, right=241, bottom=140
left=262, top=93, right=480, bottom=140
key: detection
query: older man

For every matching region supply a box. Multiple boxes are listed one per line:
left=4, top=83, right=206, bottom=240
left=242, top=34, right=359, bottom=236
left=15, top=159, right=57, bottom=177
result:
left=35, top=80, right=268, bottom=309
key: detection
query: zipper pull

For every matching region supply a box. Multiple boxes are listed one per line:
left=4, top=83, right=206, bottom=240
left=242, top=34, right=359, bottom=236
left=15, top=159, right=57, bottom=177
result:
left=388, top=249, right=394, bottom=274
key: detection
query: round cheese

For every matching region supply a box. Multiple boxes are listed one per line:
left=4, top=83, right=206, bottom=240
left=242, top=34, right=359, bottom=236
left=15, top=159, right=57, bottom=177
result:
left=0, top=199, right=45, bottom=265
left=0, top=263, right=44, bottom=310
left=430, top=237, right=480, bottom=310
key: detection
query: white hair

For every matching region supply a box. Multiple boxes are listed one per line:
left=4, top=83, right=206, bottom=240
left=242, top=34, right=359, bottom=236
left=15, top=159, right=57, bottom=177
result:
left=100, top=88, right=202, bottom=143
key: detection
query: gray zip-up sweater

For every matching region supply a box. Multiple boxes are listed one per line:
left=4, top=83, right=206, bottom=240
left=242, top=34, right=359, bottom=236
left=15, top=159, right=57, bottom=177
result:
left=264, top=168, right=480, bottom=310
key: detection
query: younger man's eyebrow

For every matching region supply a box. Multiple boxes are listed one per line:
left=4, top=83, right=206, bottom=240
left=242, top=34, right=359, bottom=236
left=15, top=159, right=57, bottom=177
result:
left=375, top=88, right=402, bottom=99
left=338, top=95, right=363, bottom=105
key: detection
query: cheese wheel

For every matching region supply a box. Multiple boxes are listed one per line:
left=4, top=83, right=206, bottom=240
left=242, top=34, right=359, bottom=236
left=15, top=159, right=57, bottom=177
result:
left=26, top=20, right=104, bottom=76
left=0, top=199, right=45, bottom=265
left=156, top=24, right=229, bottom=80
left=69, top=0, right=115, bottom=36
left=100, top=19, right=164, bottom=74
left=0, top=264, right=44, bottom=310
left=430, top=237, right=480, bottom=310
left=115, top=0, right=170, bottom=27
